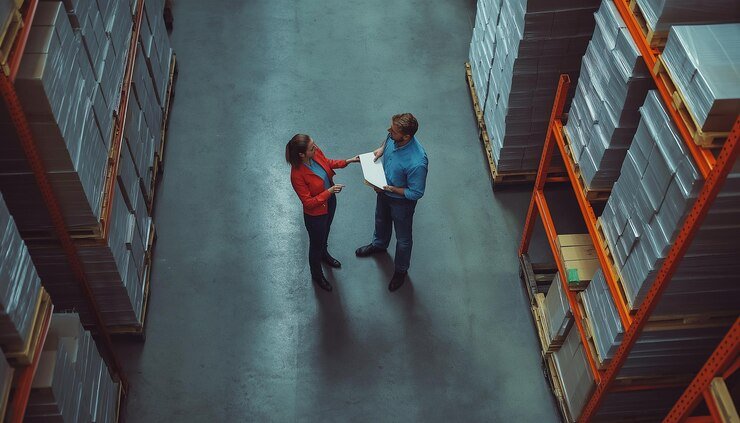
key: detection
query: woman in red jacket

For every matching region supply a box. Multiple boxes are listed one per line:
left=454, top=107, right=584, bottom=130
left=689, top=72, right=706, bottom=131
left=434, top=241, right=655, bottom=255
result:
left=286, top=134, right=359, bottom=292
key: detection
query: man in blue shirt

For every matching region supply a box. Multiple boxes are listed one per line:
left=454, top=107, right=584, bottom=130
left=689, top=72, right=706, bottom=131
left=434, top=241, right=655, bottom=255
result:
left=356, top=113, right=428, bottom=292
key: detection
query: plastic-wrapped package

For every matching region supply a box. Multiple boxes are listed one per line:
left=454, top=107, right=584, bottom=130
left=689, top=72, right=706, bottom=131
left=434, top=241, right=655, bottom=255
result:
left=2, top=0, right=158, bottom=328
left=636, top=0, right=740, bottom=33
left=26, top=313, right=120, bottom=423
left=662, top=24, right=740, bottom=132
left=15, top=1, right=107, bottom=230
left=544, top=273, right=573, bottom=344
left=468, top=0, right=502, bottom=111
left=601, top=89, right=740, bottom=318
left=0, top=194, right=42, bottom=353
left=564, top=1, right=653, bottom=190
left=471, top=0, right=599, bottom=173
left=552, top=325, right=595, bottom=420
left=581, top=269, right=623, bottom=360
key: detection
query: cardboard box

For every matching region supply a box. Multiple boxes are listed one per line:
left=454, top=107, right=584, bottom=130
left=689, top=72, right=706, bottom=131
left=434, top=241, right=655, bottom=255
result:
left=556, top=234, right=593, bottom=250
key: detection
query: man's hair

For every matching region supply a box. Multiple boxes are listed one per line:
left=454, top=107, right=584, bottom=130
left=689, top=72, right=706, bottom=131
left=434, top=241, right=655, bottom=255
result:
left=392, top=113, right=418, bottom=138
left=285, top=134, right=311, bottom=168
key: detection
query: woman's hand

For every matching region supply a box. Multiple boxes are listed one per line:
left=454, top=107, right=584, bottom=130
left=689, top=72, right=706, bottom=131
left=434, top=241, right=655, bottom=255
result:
left=346, top=155, right=360, bottom=163
left=328, top=184, right=345, bottom=194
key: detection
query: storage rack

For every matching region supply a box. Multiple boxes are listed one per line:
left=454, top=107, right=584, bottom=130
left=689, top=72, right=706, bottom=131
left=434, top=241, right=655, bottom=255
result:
left=665, top=318, right=739, bottom=422
left=517, top=1, right=740, bottom=421
left=0, top=0, right=152, bottom=413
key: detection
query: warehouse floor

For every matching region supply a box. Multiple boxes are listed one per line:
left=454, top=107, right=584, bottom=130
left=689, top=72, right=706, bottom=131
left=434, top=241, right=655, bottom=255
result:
left=115, top=0, right=562, bottom=421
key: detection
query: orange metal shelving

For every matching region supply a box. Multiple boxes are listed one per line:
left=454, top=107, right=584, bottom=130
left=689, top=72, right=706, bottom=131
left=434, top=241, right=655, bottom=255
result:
left=520, top=71, right=739, bottom=421
left=519, top=3, right=740, bottom=419
left=664, top=318, right=740, bottom=423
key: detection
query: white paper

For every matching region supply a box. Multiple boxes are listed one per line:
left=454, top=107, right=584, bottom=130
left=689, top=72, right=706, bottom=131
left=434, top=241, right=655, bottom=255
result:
left=359, top=152, right=387, bottom=189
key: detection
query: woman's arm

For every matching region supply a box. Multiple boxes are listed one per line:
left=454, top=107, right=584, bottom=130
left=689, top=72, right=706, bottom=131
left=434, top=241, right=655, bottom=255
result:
left=290, top=173, right=332, bottom=209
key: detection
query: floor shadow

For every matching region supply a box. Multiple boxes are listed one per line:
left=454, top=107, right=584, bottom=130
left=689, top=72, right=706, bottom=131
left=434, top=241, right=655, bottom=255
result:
left=313, top=278, right=351, bottom=358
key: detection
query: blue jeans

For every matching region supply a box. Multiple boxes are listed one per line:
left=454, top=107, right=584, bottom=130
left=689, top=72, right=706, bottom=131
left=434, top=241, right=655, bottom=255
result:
left=372, top=193, right=417, bottom=273
left=304, top=195, right=336, bottom=279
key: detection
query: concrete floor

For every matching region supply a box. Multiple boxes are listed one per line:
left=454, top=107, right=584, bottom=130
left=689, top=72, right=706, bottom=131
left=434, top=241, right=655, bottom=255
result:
left=116, top=0, right=562, bottom=421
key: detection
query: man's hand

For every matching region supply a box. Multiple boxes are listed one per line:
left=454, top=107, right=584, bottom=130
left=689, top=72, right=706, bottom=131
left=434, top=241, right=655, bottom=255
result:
left=346, top=155, right=360, bottom=163
left=372, top=186, right=383, bottom=193
left=373, top=147, right=384, bottom=162
left=383, top=185, right=402, bottom=195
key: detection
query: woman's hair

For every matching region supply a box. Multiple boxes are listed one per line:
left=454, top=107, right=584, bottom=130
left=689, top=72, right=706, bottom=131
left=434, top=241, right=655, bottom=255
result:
left=286, top=134, right=311, bottom=168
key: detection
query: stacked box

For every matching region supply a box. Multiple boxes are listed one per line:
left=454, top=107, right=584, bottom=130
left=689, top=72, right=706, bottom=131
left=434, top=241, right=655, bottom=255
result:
left=0, top=0, right=156, bottom=328
left=543, top=273, right=573, bottom=346
left=14, top=1, right=107, bottom=230
left=556, top=234, right=600, bottom=287
left=636, top=0, right=740, bottom=33
left=472, top=0, right=599, bottom=173
left=601, top=90, right=740, bottom=315
left=600, top=91, right=704, bottom=309
left=0, top=194, right=42, bottom=353
left=581, top=269, right=623, bottom=360
left=661, top=24, right=740, bottom=132
left=142, top=0, right=173, bottom=108
left=597, top=387, right=689, bottom=421
left=26, top=313, right=119, bottom=423
left=552, top=324, right=595, bottom=421
left=468, top=0, right=502, bottom=110
left=58, top=0, right=132, bottom=144
left=564, top=1, right=653, bottom=190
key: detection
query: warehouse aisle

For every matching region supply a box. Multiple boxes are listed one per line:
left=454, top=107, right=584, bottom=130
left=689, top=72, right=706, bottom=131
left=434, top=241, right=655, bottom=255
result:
left=116, top=1, right=561, bottom=421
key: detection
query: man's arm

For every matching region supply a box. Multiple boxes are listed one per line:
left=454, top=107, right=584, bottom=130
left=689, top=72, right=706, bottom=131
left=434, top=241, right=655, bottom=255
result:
left=384, top=164, right=427, bottom=200
left=373, top=134, right=390, bottom=162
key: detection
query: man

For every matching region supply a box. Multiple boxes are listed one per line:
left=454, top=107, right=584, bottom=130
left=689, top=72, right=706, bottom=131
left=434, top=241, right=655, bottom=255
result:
left=356, top=113, right=428, bottom=292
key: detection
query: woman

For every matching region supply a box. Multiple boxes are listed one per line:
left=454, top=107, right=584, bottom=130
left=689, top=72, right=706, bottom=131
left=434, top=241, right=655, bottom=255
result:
left=286, top=134, right=359, bottom=292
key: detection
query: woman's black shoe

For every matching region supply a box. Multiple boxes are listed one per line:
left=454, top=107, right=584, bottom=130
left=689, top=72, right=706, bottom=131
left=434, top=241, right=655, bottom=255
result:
left=322, top=253, right=341, bottom=268
left=313, top=275, right=333, bottom=292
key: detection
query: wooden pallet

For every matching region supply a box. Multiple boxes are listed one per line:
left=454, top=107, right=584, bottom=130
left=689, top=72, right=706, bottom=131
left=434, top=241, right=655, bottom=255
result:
left=114, top=382, right=124, bottom=423
left=533, top=294, right=565, bottom=355
left=147, top=54, right=178, bottom=213
left=155, top=53, right=178, bottom=172
left=561, top=128, right=612, bottom=202
left=4, top=289, right=51, bottom=366
left=544, top=354, right=575, bottom=423
left=519, top=254, right=558, bottom=307
left=654, top=57, right=729, bottom=148
left=0, top=8, right=22, bottom=75
left=628, top=0, right=668, bottom=49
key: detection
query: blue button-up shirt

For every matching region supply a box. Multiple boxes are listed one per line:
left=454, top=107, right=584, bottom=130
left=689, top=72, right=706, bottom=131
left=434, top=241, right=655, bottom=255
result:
left=382, top=135, right=428, bottom=201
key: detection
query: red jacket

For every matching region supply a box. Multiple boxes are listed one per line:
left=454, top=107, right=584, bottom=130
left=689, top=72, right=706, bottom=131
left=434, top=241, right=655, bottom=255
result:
left=290, top=147, right=348, bottom=216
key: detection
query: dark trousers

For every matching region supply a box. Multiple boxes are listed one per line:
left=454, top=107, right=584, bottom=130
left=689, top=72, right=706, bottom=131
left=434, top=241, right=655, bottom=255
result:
left=371, top=193, right=417, bottom=273
left=304, top=195, right=336, bottom=279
